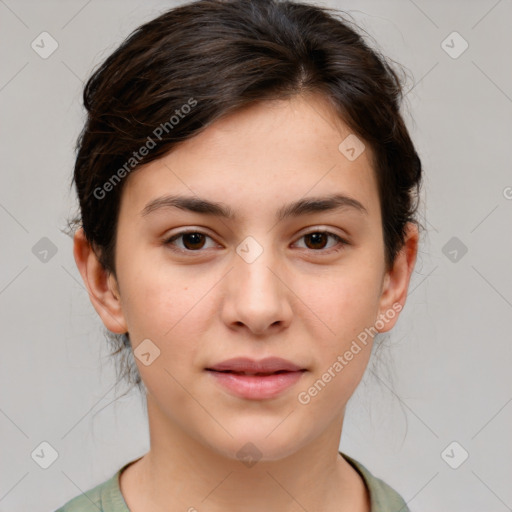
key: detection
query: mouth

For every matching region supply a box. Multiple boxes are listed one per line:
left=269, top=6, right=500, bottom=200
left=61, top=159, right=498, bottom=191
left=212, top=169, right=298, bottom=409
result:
left=204, top=358, right=307, bottom=400
left=205, top=356, right=306, bottom=374
left=206, top=369, right=305, bottom=376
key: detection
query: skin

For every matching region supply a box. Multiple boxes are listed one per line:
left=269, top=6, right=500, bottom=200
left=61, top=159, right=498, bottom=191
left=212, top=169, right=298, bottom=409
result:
left=74, top=92, right=418, bottom=512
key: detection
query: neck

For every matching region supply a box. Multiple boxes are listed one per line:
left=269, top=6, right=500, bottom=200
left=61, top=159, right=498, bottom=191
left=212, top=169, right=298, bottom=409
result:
left=120, top=394, right=370, bottom=512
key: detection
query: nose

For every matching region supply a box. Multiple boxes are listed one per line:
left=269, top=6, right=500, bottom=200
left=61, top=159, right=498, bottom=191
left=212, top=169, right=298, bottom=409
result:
left=221, top=241, right=293, bottom=336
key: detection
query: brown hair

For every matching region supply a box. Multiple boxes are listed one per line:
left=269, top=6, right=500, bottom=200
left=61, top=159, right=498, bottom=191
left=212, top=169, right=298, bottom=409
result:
left=66, top=0, right=422, bottom=393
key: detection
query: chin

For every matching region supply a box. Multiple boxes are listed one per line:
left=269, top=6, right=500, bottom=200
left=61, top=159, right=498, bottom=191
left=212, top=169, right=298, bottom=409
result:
left=202, top=426, right=307, bottom=465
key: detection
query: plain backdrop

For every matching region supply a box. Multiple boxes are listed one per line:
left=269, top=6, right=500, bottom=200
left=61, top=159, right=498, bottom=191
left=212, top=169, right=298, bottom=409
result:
left=1, top=1, right=511, bottom=511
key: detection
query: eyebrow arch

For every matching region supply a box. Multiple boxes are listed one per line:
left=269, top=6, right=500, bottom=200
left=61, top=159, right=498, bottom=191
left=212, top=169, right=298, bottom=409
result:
left=140, top=193, right=368, bottom=221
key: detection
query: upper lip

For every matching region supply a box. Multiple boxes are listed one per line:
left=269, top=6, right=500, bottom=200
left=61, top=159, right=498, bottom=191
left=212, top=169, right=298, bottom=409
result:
left=206, top=357, right=305, bottom=374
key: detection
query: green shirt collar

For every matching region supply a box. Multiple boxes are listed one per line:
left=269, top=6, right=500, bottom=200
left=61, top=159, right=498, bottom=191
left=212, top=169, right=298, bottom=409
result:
left=57, top=452, right=410, bottom=512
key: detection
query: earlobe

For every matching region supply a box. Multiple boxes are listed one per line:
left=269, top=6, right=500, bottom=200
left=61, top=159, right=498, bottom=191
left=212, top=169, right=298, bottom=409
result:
left=73, top=227, right=128, bottom=334
left=376, top=222, right=419, bottom=333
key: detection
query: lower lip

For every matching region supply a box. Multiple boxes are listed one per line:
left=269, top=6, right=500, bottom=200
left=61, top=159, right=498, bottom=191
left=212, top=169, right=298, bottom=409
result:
left=207, top=370, right=305, bottom=400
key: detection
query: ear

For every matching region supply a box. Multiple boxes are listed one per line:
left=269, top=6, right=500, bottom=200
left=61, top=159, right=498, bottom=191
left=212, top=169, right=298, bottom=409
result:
left=376, top=222, right=419, bottom=333
left=73, top=227, right=128, bottom=334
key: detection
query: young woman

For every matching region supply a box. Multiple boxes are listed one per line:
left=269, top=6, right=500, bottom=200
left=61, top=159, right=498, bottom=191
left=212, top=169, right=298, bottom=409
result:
left=58, top=0, right=421, bottom=510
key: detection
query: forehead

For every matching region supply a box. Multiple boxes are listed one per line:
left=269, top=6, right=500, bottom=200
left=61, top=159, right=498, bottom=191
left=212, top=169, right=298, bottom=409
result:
left=120, top=93, right=380, bottom=222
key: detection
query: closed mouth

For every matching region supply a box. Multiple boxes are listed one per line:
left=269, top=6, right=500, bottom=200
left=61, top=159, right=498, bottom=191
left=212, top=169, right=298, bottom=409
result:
left=206, top=369, right=305, bottom=376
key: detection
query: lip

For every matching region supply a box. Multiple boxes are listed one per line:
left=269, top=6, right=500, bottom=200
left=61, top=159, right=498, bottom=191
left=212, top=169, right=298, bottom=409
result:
left=205, top=357, right=307, bottom=400
left=206, top=357, right=304, bottom=373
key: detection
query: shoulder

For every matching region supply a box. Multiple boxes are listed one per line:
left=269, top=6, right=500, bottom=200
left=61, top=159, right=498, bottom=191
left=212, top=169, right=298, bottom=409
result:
left=54, top=478, right=104, bottom=511
left=53, top=470, right=123, bottom=512
left=340, top=452, right=410, bottom=512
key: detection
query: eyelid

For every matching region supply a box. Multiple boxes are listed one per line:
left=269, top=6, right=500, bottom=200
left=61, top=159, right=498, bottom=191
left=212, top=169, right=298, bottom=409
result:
left=292, top=228, right=349, bottom=253
left=298, top=225, right=350, bottom=240
left=163, top=228, right=219, bottom=253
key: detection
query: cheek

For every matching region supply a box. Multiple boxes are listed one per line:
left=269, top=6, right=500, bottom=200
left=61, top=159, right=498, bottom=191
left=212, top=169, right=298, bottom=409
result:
left=118, top=256, right=217, bottom=368
left=292, top=263, right=382, bottom=410
left=121, top=270, right=209, bottom=407
left=119, top=247, right=198, bottom=330
left=298, top=265, right=383, bottom=346
left=295, top=285, right=378, bottom=420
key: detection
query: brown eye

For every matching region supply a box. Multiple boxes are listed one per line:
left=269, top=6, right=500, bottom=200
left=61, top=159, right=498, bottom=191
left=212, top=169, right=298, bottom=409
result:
left=181, top=233, right=206, bottom=250
left=164, top=231, right=216, bottom=252
left=303, top=232, right=329, bottom=250
left=295, top=230, right=348, bottom=253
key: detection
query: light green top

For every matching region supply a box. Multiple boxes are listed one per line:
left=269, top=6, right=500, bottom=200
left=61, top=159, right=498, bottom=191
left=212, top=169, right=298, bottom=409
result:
left=55, top=451, right=410, bottom=512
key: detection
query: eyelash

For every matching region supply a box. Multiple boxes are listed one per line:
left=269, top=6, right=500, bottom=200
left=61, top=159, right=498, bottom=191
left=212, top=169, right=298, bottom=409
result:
left=163, top=229, right=349, bottom=255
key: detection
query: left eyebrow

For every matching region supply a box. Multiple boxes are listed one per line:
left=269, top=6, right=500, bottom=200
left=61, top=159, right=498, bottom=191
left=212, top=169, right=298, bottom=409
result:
left=140, top=193, right=368, bottom=220
left=276, top=193, right=368, bottom=221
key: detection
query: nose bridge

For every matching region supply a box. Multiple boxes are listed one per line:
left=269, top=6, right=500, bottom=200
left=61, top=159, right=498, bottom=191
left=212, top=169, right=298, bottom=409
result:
left=224, top=234, right=291, bottom=333
left=235, top=234, right=281, bottom=299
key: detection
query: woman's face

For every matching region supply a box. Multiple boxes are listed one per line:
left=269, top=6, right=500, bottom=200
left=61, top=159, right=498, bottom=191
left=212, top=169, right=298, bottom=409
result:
left=82, top=93, right=416, bottom=462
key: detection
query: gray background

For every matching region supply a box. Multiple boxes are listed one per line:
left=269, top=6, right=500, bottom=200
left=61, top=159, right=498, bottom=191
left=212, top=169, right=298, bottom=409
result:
left=1, top=0, right=511, bottom=510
